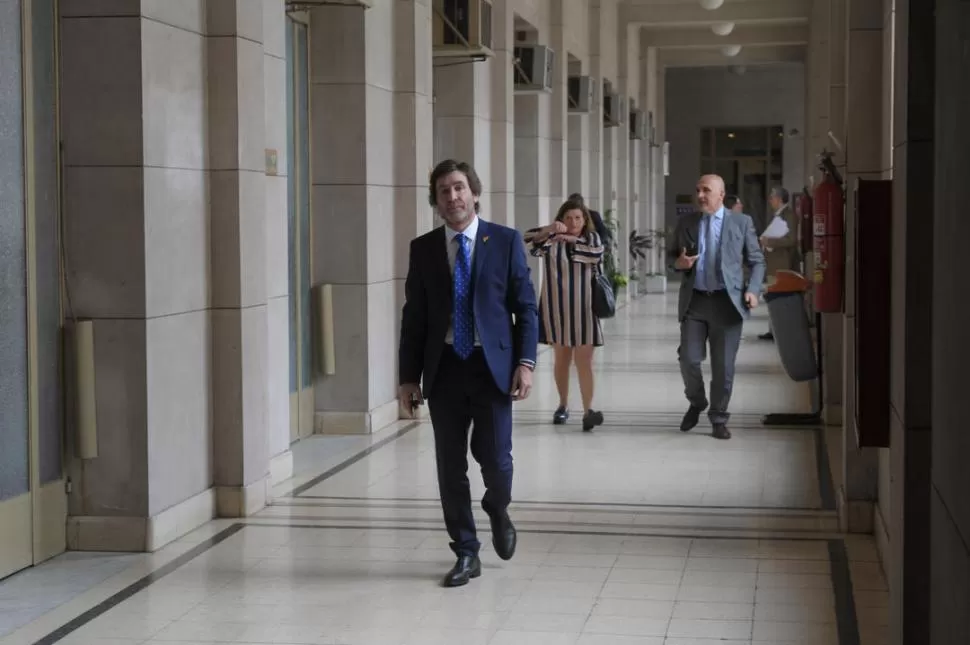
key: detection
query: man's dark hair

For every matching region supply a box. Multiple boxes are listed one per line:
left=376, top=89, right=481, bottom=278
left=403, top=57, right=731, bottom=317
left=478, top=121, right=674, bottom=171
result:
left=428, top=159, right=483, bottom=213
left=724, top=194, right=741, bottom=209
left=770, top=186, right=790, bottom=204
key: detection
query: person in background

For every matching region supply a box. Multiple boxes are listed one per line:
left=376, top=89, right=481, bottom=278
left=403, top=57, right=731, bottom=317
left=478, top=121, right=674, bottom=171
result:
left=398, top=159, right=539, bottom=588
left=524, top=199, right=606, bottom=432
left=758, top=186, right=800, bottom=341
left=724, top=194, right=744, bottom=213
left=568, top=192, right=611, bottom=247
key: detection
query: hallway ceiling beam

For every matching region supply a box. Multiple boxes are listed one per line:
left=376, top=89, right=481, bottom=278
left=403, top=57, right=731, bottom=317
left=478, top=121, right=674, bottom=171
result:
left=658, top=44, right=806, bottom=67
left=621, top=0, right=809, bottom=28
left=641, top=25, right=808, bottom=50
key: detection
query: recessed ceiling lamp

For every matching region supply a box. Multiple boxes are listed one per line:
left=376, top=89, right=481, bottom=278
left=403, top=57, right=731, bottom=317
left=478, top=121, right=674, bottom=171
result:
left=711, top=22, right=735, bottom=36
left=721, top=44, right=742, bottom=57
left=699, top=0, right=725, bottom=10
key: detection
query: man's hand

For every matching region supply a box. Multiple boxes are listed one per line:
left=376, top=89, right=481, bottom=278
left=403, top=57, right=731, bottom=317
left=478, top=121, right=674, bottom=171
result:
left=744, top=292, right=759, bottom=309
left=674, top=247, right=699, bottom=271
left=510, top=365, right=533, bottom=401
left=398, top=383, right=423, bottom=418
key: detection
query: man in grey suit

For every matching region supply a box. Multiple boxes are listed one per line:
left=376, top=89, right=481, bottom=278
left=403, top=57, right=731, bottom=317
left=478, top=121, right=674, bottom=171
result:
left=668, top=174, right=766, bottom=440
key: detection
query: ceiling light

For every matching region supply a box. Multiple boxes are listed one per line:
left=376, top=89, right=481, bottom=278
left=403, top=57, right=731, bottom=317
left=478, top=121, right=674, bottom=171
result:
left=711, top=22, right=735, bottom=36
left=721, top=44, right=742, bottom=57
left=727, top=132, right=736, bottom=138
left=699, top=0, right=725, bottom=10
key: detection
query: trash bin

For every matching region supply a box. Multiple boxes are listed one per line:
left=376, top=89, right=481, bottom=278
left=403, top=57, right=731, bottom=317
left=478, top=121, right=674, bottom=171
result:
left=764, top=270, right=817, bottom=383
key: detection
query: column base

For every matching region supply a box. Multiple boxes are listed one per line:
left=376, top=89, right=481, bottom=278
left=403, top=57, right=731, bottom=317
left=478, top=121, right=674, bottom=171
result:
left=216, top=477, right=270, bottom=518
left=314, top=399, right=400, bottom=435
left=823, top=403, right=843, bottom=426
left=67, top=488, right=216, bottom=552
left=837, top=488, right=875, bottom=533
left=269, top=449, right=294, bottom=487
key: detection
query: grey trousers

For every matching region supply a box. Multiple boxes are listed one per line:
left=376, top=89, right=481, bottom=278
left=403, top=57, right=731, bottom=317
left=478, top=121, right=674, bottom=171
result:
left=678, top=290, right=744, bottom=425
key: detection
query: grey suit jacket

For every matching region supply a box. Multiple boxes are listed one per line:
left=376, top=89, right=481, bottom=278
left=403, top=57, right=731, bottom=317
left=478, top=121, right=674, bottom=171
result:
left=667, top=209, right=767, bottom=321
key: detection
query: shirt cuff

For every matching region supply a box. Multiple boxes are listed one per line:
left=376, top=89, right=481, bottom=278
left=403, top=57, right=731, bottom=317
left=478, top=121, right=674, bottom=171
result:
left=518, top=359, right=536, bottom=370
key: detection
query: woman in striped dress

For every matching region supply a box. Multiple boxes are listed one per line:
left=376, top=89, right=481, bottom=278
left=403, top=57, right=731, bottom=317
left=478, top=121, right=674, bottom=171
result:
left=524, top=199, right=606, bottom=432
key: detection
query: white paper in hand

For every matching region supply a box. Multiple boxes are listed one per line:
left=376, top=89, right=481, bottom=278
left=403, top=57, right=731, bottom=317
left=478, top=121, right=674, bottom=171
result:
left=762, top=216, right=789, bottom=239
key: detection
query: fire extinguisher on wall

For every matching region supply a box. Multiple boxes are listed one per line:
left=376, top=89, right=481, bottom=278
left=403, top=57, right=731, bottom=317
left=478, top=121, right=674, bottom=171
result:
left=813, top=152, right=845, bottom=313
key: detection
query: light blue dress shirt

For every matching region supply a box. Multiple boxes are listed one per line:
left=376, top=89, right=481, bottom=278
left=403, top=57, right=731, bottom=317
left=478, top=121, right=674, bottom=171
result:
left=694, top=207, right=725, bottom=291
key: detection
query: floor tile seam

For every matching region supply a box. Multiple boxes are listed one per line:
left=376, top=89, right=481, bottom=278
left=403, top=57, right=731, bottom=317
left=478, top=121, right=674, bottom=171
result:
left=271, top=498, right=835, bottom=517
left=254, top=515, right=842, bottom=537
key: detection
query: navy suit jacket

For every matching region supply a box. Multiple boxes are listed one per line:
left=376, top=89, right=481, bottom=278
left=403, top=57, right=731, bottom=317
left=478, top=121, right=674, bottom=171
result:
left=399, top=219, right=539, bottom=398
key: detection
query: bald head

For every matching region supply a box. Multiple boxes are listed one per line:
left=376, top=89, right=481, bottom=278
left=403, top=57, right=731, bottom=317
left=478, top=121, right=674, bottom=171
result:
left=696, top=174, right=726, bottom=214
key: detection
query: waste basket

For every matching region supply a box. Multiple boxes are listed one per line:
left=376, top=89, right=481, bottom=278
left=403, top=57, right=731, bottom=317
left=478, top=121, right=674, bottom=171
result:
left=762, top=270, right=822, bottom=426
left=764, top=270, right=817, bottom=382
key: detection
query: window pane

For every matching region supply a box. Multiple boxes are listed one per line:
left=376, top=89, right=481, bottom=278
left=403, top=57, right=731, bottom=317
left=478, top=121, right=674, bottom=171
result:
left=700, top=128, right=712, bottom=158
left=715, top=127, right=767, bottom=157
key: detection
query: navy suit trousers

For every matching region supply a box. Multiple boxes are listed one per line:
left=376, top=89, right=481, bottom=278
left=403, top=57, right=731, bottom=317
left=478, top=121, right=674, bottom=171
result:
left=427, top=346, right=514, bottom=557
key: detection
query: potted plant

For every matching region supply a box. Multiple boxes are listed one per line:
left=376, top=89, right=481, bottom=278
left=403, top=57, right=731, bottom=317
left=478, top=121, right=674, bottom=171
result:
left=603, top=209, right=623, bottom=297
left=630, top=229, right=652, bottom=295
left=643, top=228, right=669, bottom=293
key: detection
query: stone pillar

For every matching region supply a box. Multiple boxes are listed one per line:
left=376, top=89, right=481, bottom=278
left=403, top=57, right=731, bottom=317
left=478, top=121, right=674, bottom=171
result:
left=643, top=46, right=659, bottom=273
left=515, top=93, right=547, bottom=288
left=837, top=0, right=885, bottom=534
left=567, top=103, right=590, bottom=197
left=489, top=0, right=515, bottom=225
left=309, top=2, right=430, bottom=434
left=888, top=1, right=935, bottom=642
left=206, top=0, right=271, bottom=517
left=587, top=2, right=605, bottom=212
left=548, top=1, right=569, bottom=210
left=61, top=1, right=217, bottom=550
left=931, top=3, right=970, bottom=641
left=655, top=68, right=666, bottom=236
left=820, top=0, right=846, bottom=426
left=616, top=24, right=638, bottom=284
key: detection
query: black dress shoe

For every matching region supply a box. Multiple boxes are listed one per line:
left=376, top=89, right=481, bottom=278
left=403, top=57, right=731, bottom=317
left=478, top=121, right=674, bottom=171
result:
left=442, top=554, right=481, bottom=587
left=490, top=513, right=517, bottom=561
left=582, top=410, right=604, bottom=432
left=553, top=406, right=569, bottom=424
left=680, top=405, right=707, bottom=432
left=758, top=332, right=775, bottom=341
left=712, top=423, right=732, bottom=440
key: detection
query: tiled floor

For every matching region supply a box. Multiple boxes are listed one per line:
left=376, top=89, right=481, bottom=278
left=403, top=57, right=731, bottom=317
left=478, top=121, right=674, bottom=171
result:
left=0, top=290, right=888, bottom=645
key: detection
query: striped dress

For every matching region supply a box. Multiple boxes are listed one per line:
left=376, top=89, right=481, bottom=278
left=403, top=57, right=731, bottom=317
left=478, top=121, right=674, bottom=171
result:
left=524, top=229, right=606, bottom=347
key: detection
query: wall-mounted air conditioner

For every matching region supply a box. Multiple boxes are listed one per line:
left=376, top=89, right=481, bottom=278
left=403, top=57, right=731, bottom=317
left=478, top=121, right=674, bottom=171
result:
left=433, top=0, right=494, bottom=60
left=604, top=92, right=626, bottom=128
left=629, top=108, right=647, bottom=140
left=513, top=45, right=555, bottom=93
left=286, top=0, right=371, bottom=10
left=567, top=75, right=595, bottom=113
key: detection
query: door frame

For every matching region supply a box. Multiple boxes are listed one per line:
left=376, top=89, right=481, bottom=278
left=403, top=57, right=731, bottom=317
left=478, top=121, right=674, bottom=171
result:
left=287, top=12, right=314, bottom=442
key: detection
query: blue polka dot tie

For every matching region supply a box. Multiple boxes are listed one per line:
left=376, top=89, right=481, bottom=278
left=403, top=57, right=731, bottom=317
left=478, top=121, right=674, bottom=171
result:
left=453, top=233, right=474, bottom=359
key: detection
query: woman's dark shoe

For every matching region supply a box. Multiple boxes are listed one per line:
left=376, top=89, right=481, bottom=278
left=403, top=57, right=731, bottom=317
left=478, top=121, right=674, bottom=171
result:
left=553, top=406, right=569, bottom=424
left=582, top=410, right=604, bottom=432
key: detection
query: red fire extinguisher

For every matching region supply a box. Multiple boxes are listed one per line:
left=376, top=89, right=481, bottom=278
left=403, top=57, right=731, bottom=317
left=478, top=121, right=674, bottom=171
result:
left=812, top=152, right=845, bottom=313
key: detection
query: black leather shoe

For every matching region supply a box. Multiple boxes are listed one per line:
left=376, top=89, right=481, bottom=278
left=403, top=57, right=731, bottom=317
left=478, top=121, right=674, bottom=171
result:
left=553, top=406, right=569, bottom=424
left=582, top=410, right=604, bottom=432
left=490, top=513, right=517, bottom=561
left=712, top=423, right=732, bottom=440
left=758, top=332, right=775, bottom=341
left=442, top=554, right=481, bottom=587
left=681, top=405, right=707, bottom=432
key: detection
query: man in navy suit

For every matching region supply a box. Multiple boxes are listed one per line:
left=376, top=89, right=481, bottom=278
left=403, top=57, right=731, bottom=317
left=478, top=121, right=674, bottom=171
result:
left=398, top=159, right=539, bottom=587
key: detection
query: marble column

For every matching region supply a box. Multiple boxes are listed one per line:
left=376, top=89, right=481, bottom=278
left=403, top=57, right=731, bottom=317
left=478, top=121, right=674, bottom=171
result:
left=206, top=0, right=271, bottom=517
left=515, top=93, right=547, bottom=290
left=820, top=0, right=846, bottom=426
left=587, top=1, right=606, bottom=213
left=837, top=0, right=885, bottom=534
left=309, top=1, right=431, bottom=435
left=60, top=0, right=216, bottom=550
left=931, top=2, right=970, bottom=641
left=548, top=1, right=569, bottom=210
left=888, top=1, right=936, bottom=641
left=616, top=23, right=639, bottom=285
left=489, top=0, right=515, bottom=225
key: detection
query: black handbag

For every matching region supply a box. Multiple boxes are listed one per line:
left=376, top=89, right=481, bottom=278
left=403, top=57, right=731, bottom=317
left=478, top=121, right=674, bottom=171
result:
left=591, top=269, right=616, bottom=319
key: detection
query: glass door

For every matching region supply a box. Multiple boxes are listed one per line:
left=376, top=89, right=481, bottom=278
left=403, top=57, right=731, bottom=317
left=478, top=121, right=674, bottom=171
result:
left=286, top=16, right=314, bottom=442
left=1, top=0, right=66, bottom=580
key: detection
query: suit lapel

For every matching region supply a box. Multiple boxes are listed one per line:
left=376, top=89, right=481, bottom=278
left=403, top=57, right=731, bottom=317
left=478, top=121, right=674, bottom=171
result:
left=432, top=226, right=453, bottom=308
left=718, top=210, right=733, bottom=257
left=472, top=219, right=490, bottom=289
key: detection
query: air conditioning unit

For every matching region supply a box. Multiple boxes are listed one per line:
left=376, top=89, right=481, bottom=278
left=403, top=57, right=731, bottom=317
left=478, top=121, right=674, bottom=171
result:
left=604, top=92, right=626, bottom=128
left=629, top=108, right=647, bottom=140
left=567, top=75, right=595, bottom=113
left=433, top=0, right=494, bottom=59
left=285, top=0, right=371, bottom=10
left=513, top=45, right=554, bottom=93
